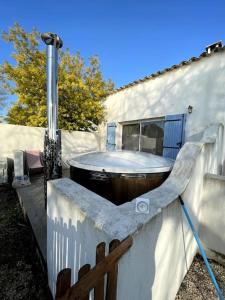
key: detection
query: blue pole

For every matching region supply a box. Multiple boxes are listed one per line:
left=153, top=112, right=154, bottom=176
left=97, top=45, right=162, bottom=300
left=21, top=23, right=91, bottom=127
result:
left=179, top=196, right=224, bottom=300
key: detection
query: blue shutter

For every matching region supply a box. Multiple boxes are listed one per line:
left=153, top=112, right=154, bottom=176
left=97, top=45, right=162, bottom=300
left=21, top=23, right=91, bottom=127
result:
left=106, top=122, right=117, bottom=151
left=163, top=114, right=186, bottom=159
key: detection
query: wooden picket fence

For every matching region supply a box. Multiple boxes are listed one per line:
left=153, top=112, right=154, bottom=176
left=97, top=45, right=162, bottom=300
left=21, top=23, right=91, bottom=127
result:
left=55, top=235, right=133, bottom=300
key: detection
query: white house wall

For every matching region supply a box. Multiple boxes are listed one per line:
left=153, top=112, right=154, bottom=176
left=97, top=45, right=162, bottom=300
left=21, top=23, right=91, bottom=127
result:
left=103, top=51, right=225, bottom=151
left=200, top=173, right=225, bottom=255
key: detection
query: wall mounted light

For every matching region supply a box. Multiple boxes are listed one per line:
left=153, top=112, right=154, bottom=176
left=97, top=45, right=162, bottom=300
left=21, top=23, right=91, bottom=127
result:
left=188, top=105, right=193, bottom=114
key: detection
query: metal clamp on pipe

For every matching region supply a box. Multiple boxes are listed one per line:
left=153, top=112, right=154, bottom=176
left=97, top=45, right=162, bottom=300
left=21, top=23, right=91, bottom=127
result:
left=41, top=32, right=63, bottom=49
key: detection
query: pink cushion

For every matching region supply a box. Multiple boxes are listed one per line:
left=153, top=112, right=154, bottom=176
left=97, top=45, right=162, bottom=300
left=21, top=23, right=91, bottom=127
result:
left=25, top=150, right=44, bottom=174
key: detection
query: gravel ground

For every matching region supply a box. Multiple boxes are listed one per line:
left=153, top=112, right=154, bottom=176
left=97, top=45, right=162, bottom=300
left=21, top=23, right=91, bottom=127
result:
left=176, top=254, right=225, bottom=299
left=0, top=186, right=51, bottom=300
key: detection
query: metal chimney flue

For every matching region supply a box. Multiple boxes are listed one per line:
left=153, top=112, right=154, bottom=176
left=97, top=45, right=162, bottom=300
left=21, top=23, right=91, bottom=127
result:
left=41, top=33, right=63, bottom=140
left=41, top=32, right=63, bottom=208
left=205, top=41, right=223, bottom=54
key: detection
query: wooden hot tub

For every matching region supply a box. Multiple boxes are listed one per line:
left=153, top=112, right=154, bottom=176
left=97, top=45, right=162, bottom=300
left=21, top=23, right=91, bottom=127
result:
left=69, top=151, right=174, bottom=205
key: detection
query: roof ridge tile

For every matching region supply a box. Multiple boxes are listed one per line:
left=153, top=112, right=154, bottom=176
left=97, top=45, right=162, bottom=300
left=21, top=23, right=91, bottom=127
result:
left=109, top=47, right=225, bottom=96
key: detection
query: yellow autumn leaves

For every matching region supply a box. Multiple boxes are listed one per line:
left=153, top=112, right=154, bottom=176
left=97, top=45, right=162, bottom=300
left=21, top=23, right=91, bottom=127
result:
left=1, top=23, right=114, bottom=130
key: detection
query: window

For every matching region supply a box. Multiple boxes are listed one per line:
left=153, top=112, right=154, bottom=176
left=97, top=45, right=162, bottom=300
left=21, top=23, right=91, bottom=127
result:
left=122, top=123, right=140, bottom=151
left=140, top=120, right=164, bottom=155
left=122, top=119, right=164, bottom=155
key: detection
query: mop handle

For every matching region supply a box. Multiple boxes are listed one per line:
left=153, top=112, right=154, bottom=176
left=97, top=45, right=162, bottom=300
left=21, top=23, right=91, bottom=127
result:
left=179, top=196, right=224, bottom=300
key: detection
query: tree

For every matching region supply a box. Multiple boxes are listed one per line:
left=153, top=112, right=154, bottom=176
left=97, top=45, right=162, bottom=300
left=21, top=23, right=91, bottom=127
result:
left=0, top=24, right=114, bottom=130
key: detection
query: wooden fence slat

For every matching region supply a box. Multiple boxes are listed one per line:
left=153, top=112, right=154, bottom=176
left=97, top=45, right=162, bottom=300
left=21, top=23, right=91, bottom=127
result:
left=106, top=240, right=120, bottom=300
left=67, top=235, right=133, bottom=300
left=94, top=242, right=106, bottom=300
left=56, top=268, right=71, bottom=299
left=78, top=264, right=91, bottom=300
left=78, top=264, right=91, bottom=280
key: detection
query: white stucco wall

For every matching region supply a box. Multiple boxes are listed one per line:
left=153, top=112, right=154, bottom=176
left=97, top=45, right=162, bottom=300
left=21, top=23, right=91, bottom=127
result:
left=200, top=173, right=225, bottom=255
left=102, top=51, right=225, bottom=154
left=0, top=124, right=101, bottom=161
left=47, top=124, right=223, bottom=299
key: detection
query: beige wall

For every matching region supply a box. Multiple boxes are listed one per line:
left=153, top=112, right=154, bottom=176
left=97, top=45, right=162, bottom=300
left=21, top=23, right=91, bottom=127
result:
left=61, top=129, right=100, bottom=160
left=0, top=124, right=101, bottom=161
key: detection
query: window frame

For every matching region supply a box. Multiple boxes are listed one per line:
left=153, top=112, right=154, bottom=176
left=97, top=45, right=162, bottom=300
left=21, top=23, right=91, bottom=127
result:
left=121, top=117, right=165, bottom=153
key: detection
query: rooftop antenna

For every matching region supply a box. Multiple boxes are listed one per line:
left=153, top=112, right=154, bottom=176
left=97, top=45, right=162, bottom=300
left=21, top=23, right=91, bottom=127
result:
left=41, top=32, right=63, bottom=208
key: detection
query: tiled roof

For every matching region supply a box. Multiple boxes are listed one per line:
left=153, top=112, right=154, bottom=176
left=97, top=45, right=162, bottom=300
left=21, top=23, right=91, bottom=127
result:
left=109, top=46, right=225, bottom=95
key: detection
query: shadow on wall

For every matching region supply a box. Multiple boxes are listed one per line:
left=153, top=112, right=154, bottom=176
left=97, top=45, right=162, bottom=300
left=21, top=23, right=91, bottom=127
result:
left=150, top=199, right=195, bottom=300
left=124, top=213, right=162, bottom=300
left=47, top=212, right=163, bottom=300
left=48, top=216, right=88, bottom=295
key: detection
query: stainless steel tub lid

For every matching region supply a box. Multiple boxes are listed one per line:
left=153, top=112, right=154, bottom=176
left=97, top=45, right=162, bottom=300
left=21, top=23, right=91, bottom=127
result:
left=68, top=151, right=174, bottom=174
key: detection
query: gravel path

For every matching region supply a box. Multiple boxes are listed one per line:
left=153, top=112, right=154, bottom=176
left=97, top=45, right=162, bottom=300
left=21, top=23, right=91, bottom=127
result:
left=176, top=254, right=225, bottom=299
left=0, top=186, right=51, bottom=300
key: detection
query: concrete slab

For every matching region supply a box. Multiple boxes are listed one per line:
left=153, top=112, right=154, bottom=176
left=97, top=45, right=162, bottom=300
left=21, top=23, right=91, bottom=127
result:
left=16, top=175, right=46, bottom=261
left=16, top=169, right=70, bottom=263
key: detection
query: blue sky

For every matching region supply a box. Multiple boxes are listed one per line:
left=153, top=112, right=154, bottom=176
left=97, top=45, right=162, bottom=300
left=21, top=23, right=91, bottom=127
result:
left=1, top=0, right=225, bottom=115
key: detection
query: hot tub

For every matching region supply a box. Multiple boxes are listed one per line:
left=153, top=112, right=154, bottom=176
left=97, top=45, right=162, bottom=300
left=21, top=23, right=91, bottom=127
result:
left=69, top=151, right=174, bottom=205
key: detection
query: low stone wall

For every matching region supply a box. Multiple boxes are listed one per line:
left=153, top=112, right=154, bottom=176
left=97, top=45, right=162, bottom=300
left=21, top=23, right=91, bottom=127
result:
left=47, top=123, right=224, bottom=300
left=200, top=173, right=225, bottom=256
left=0, top=124, right=101, bottom=162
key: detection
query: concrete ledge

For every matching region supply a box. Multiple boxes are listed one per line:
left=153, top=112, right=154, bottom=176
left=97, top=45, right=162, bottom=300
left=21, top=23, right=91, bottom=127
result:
left=205, top=172, right=225, bottom=181
left=49, top=124, right=221, bottom=241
